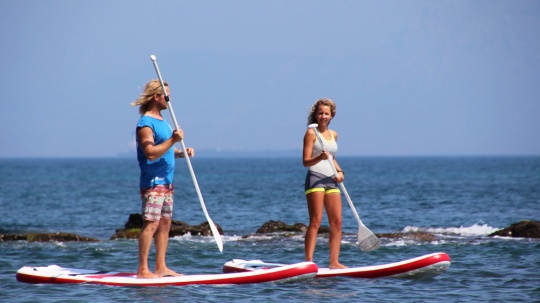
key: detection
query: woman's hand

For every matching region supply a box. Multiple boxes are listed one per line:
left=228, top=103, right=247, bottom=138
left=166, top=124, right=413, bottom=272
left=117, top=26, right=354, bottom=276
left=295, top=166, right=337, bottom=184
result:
left=320, top=151, right=330, bottom=160
left=334, top=171, right=344, bottom=183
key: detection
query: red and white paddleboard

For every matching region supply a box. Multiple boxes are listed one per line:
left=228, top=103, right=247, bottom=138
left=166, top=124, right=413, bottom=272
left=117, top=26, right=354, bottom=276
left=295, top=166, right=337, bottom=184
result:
left=223, top=252, right=450, bottom=279
left=16, top=261, right=317, bottom=287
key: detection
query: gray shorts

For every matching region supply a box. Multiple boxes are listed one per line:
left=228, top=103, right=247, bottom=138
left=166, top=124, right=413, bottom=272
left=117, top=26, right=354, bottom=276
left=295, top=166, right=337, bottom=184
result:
left=304, top=171, right=340, bottom=195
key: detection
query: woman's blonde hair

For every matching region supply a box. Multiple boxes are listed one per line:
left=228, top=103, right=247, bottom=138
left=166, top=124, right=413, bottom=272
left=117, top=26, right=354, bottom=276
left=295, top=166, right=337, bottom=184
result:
left=130, top=79, right=169, bottom=115
left=307, top=98, right=336, bottom=125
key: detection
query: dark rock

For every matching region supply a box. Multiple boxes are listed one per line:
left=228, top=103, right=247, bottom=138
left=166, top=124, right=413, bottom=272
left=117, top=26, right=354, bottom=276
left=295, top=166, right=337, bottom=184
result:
left=110, top=213, right=224, bottom=240
left=124, top=213, right=144, bottom=229
left=110, top=228, right=141, bottom=240
left=187, top=221, right=224, bottom=237
left=488, top=220, right=540, bottom=238
left=254, top=220, right=338, bottom=235
left=375, top=231, right=436, bottom=242
left=256, top=220, right=307, bottom=234
left=0, top=232, right=100, bottom=242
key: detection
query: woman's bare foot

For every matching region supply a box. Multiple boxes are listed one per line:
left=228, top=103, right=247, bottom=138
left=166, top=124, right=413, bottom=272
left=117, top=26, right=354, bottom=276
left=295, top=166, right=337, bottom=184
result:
left=329, top=263, right=347, bottom=269
left=155, top=267, right=183, bottom=277
left=137, top=269, right=159, bottom=279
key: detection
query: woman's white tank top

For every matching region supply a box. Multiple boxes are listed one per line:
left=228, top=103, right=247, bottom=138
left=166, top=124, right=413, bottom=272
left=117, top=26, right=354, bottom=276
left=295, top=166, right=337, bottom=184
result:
left=309, top=130, right=338, bottom=177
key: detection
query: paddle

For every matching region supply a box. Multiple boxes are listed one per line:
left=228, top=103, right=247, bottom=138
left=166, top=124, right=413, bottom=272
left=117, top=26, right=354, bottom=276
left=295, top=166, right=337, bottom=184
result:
left=150, top=55, right=223, bottom=252
left=308, top=123, right=380, bottom=252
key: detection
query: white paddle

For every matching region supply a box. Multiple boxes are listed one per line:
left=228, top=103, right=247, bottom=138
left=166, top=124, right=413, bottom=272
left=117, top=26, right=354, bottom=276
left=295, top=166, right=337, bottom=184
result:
left=308, top=123, right=380, bottom=252
left=150, top=55, right=223, bottom=252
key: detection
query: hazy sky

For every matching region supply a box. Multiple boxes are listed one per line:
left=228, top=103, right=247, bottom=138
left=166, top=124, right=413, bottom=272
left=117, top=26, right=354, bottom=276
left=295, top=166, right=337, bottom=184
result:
left=1, top=1, right=539, bottom=158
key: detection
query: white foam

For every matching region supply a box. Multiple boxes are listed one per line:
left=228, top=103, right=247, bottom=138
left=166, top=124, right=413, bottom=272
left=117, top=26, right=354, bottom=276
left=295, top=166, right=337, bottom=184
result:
left=402, top=223, right=500, bottom=237
left=171, top=234, right=244, bottom=244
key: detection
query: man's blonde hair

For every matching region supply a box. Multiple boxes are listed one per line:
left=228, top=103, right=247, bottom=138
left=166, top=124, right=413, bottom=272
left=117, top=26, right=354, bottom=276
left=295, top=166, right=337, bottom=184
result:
left=131, top=79, right=168, bottom=115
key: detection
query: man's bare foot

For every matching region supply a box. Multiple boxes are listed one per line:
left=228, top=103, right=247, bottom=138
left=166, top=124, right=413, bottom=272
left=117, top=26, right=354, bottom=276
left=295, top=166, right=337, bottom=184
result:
left=137, top=270, right=159, bottom=279
left=329, top=263, right=348, bottom=269
left=155, top=267, right=183, bottom=277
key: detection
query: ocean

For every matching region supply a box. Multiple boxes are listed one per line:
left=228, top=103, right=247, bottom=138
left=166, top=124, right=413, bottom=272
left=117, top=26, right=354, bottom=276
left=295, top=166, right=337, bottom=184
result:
left=1, top=156, right=539, bottom=302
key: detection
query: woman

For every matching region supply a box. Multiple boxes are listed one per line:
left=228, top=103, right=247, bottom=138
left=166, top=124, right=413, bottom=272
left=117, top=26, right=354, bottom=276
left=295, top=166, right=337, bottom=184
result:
left=302, top=98, right=346, bottom=269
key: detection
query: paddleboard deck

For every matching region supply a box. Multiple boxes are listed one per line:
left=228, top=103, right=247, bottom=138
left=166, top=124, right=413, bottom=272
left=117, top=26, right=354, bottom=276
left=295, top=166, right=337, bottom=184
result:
left=223, top=252, right=450, bottom=279
left=16, top=261, right=317, bottom=287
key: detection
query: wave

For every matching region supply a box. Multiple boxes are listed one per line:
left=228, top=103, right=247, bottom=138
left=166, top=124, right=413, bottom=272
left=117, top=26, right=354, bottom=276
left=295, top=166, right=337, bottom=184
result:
left=401, top=223, right=500, bottom=237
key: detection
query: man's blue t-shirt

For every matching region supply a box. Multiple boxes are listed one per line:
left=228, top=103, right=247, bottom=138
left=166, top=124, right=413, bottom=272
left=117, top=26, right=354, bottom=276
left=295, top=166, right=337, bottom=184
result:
left=136, top=116, right=175, bottom=188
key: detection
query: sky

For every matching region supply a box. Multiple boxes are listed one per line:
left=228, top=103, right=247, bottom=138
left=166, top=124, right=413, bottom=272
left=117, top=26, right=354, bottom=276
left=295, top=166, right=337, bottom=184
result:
left=1, top=0, right=539, bottom=158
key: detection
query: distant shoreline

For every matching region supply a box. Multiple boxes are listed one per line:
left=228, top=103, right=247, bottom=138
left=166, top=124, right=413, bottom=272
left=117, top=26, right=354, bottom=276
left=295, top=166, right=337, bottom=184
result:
left=1, top=153, right=539, bottom=160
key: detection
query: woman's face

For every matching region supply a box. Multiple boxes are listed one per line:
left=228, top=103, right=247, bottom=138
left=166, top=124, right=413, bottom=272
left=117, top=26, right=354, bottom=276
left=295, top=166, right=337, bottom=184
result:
left=316, top=105, right=332, bottom=127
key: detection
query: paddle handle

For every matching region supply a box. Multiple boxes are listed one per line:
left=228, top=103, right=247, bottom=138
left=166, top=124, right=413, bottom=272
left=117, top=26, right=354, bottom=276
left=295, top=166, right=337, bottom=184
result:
left=150, top=55, right=223, bottom=252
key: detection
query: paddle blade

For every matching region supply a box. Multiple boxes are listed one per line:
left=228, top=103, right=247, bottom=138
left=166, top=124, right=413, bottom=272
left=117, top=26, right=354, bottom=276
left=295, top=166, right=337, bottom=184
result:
left=208, top=219, right=224, bottom=252
left=358, top=227, right=381, bottom=252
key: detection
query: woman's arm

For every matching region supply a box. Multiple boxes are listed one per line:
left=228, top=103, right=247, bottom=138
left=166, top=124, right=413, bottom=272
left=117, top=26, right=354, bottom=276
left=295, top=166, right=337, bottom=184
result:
left=303, top=128, right=329, bottom=167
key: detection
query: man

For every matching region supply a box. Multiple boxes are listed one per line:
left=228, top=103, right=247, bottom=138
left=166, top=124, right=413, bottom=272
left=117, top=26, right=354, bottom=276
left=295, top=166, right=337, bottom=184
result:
left=130, top=79, right=194, bottom=278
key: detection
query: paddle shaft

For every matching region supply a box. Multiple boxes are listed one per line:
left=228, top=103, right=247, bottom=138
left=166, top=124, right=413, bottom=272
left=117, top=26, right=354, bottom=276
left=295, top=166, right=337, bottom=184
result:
left=150, top=55, right=223, bottom=252
left=311, top=127, right=366, bottom=227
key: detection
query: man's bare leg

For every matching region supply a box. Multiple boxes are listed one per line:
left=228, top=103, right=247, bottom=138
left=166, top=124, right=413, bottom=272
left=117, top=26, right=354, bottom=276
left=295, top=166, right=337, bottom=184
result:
left=154, top=219, right=182, bottom=277
left=137, top=220, right=160, bottom=278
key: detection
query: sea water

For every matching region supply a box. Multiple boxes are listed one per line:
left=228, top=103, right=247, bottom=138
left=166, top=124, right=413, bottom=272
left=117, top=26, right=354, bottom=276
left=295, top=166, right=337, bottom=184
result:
left=1, top=156, right=539, bottom=302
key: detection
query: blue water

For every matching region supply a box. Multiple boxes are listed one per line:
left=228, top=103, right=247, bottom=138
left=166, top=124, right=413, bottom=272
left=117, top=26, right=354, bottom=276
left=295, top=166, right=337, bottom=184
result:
left=1, top=156, right=539, bottom=302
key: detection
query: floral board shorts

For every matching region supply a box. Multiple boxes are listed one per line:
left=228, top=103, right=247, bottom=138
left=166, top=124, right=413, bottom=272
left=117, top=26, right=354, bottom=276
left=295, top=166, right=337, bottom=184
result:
left=140, top=184, right=174, bottom=221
